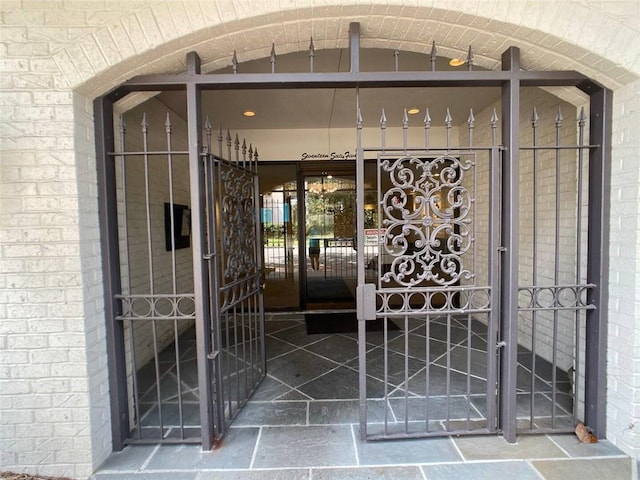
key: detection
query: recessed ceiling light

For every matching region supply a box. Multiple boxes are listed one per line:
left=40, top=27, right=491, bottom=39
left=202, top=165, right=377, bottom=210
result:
left=243, top=110, right=256, bottom=117
left=449, top=58, right=465, bottom=67
left=407, top=108, right=420, bottom=115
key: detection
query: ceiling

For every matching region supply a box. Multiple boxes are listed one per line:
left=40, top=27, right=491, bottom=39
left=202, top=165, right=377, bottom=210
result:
left=154, top=48, right=502, bottom=130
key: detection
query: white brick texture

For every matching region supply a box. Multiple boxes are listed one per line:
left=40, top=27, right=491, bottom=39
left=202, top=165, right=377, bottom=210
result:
left=0, top=1, right=639, bottom=478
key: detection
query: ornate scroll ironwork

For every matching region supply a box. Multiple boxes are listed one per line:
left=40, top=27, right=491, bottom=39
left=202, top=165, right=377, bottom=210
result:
left=219, top=162, right=258, bottom=283
left=379, top=154, right=474, bottom=287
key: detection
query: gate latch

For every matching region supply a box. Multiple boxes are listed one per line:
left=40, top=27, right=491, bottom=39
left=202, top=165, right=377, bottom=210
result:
left=207, top=350, right=219, bottom=360
left=496, top=341, right=506, bottom=349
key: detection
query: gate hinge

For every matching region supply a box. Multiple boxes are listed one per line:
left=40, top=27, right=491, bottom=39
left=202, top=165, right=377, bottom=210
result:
left=203, top=253, right=215, bottom=260
left=207, top=351, right=219, bottom=360
left=497, top=246, right=507, bottom=252
left=496, top=341, right=506, bottom=348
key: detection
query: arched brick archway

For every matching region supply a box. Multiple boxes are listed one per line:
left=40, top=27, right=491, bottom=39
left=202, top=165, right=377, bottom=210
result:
left=63, top=3, right=637, bottom=98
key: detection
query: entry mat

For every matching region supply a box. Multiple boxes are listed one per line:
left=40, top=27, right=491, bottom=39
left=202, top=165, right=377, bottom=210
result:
left=305, top=311, right=400, bottom=335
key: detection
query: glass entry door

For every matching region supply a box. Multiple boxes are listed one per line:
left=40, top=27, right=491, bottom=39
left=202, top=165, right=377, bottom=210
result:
left=303, top=173, right=357, bottom=309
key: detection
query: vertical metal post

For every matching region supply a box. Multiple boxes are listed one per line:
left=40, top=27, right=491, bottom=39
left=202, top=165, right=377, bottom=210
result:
left=185, top=51, right=214, bottom=450
left=355, top=95, right=368, bottom=440
left=486, top=146, right=501, bottom=432
left=584, top=86, right=612, bottom=438
left=500, top=46, right=520, bottom=443
left=349, top=22, right=360, bottom=73
left=94, top=93, right=128, bottom=451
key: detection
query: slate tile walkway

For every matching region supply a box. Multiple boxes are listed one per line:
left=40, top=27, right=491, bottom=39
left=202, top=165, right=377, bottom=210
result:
left=92, top=314, right=634, bottom=479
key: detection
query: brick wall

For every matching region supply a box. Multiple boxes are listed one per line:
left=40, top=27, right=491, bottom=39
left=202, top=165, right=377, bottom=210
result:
left=607, top=78, right=640, bottom=457
left=0, top=1, right=639, bottom=478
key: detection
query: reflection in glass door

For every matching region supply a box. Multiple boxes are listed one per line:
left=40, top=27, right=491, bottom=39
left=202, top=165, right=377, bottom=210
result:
left=303, top=174, right=357, bottom=309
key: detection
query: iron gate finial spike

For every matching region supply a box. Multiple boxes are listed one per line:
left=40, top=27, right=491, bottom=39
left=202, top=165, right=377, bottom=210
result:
left=555, top=106, right=564, bottom=126
left=309, top=37, right=315, bottom=72
left=235, top=133, right=240, bottom=149
left=232, top=50, right=238, bottom=74
left=403, top=108, right=409, bottom=126
left=578, top=106, right=587, bottom=126
left=467, top=108, right=475, bottom=148
left=217, top=125, right=223, bottom=157
left=531, top=107, right=539, bottom=127
left=424, top=108, right=431, bottom=126
left=254, top=147, right=259, bottom=161
left=356, top=107, right=363, bottom=127
left=466, top=45, right=474, bottom=71
left=430, top=41, right=437, bottom=71
left=380, top=109, right=387, bottom=127
left=270, top=43, right=276, bottom=73
left=204, top=116, right=212, bottom=133
left=119, top=114, right=126, bottom=134
left=394, top=49, right=399, bottom=72
left=490, top=108, right=499, bottom=126
left=165, top=112, right=172, bottom=134
left=424, top=108, right=431, bottom=149
left=491, top=108, right=499, bottom=146
left=445, top=108, right=453, bottom=127
left=242, top=138, right=247, bottom=155
left=226, top=129, right=232, bottom=145
left=141, top=112, right=148, bottom=133
left=467, top=108, right=475, bottom=127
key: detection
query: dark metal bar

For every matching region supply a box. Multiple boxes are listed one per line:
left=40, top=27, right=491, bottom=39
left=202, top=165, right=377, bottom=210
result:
left=117, top=117, right=143, bottom=441
left=574, top=107, right=587, bottom=425
left=466, top=313, right=472, bottom=429
left=530, top=108, right=539, bottom=429
left=384, top=316, right=390, bottom=435
left=119, top=69, right=591, bottom=91
left=486, top=146, right=501, bottom=433
left=551, top=107, right=565, bottom=428
left=446, top=313, right=451, bottom=429
left=404, top=315, right=409, bottom=433
left=128, top=318, right=142, bottom=440
left=185, top=52, right=215, bottom=450
left=499, top=46, right=521, bottom=443
left=349, top=22, right=360, bottom=73
left=425, top=315, right=431, bottom=432
left=106, top=150, right=190, bottom=156
left=584, top=87, right=612, bottom=438
left=94, top=94, right=128, bottom=451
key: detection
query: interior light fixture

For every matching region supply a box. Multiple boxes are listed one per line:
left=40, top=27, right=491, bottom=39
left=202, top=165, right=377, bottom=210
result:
left=243, top=110, right=256, bottom=117
left=407, top=108, right=420, bottom=115
left=449, top=58, right=465, bottom=67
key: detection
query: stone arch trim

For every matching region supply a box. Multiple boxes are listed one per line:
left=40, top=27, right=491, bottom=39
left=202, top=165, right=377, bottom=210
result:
left=56, top=1, right=639, bottom=98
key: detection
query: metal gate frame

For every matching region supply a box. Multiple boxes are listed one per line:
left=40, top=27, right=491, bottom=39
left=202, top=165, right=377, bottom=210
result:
left=96, top=22, right=611, bottom=450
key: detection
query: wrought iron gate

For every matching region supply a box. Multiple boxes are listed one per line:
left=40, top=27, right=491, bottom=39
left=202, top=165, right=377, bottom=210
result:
left=355, top=101, right=605, bottom=440
left=355, top=107, right=501, bottom=439
left=202, top=129, right=266, bottom=440
left=97, top=22, right=611, bottom=450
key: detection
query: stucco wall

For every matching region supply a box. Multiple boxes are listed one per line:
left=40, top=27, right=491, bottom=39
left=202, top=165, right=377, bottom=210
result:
left=1, top=1, right=639, bottom=477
